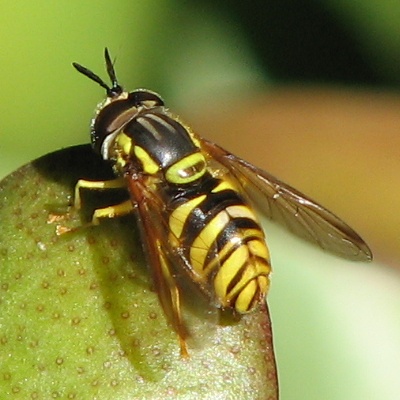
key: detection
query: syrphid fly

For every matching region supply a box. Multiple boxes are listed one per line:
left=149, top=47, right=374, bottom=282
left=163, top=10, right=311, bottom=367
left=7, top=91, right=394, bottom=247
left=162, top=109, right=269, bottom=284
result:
left=71, top=49, right=372, bottom=356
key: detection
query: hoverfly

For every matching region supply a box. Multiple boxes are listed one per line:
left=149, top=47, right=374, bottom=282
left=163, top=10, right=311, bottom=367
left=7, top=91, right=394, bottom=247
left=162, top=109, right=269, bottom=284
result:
left=71, top=49, right=372, bottom=357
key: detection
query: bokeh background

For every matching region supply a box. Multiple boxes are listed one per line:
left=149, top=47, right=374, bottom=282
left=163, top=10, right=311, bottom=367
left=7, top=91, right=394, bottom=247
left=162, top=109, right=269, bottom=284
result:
left=1, top=2, right=399, bottom=399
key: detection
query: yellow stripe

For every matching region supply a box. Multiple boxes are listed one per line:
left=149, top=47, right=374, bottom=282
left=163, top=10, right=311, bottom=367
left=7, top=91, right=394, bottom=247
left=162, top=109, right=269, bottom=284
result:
left=202, top=234, right=239, bottom=276
left=134, top=145, right=159, bottom=174
left=190, top=210, right=229, bottom=274
left=214, top=245, right=249, bottom=301
left=235, top=279, right=258, bottom=312
left=116, top=132, right=132, bottom=156
left=204, top=235, right=270, bottom=281
left=113, top=132, right=133, bottom=169
left=247, top=239, right=270, bottom=260
left=242, top=227, right=265, bottom=240
left=235, top=275, right=270, bottom=313
left=220, top=251, right=271, bottom=311
left=226, top=205, right=259, bottom=222
left=169, top=195, right=206, bottom=238
left=165, top=152, right=206, bottom=184
left=211, top=180, right=236, bottom=193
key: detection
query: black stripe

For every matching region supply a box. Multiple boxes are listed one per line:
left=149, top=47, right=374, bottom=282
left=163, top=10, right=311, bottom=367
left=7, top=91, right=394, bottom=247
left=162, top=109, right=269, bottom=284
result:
left=169, top=176, right=265, bottom=283
left=203, top=220, right=262, bottom=274
left=125, top=111, right=198, bottom=168
left=215, top=218, right=262, bottom=256
left=232, top=255, right=269, bottom=295
left=228, top=268, right=265, bottom=312
left=198, top=189, right=244, bottom=216
left=177, top=187, right=247, bottom=249
left=225, top=259, right=250, bottom=297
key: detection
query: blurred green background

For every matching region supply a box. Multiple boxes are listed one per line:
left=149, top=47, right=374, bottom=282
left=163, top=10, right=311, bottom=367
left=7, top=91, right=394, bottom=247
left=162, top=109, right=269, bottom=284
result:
left=2, top=0, right=400, bottom=180
left=1, top=2, right=400, bottom=399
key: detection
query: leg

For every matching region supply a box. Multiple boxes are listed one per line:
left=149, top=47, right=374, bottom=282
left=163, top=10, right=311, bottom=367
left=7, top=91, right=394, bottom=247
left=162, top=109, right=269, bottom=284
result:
left=56, top=199, right=134, bottom=235
left=55, top=178, right=132, bottom=235
left=91, top=200, right=134, bottom=224
left=74, top=178, right=126, bottom=209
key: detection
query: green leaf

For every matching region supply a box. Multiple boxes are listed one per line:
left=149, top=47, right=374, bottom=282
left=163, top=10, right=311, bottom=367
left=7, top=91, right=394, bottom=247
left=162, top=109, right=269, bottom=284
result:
left=0, top=145, right=278, bottom=399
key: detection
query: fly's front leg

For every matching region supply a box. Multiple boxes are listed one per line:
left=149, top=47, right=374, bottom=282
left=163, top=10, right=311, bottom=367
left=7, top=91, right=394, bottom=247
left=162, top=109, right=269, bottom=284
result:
left=74, top=178, right=135, bottom=224
left=74, top=178, right=126, bottom=209
left=53, top=177, right=134, bottom=235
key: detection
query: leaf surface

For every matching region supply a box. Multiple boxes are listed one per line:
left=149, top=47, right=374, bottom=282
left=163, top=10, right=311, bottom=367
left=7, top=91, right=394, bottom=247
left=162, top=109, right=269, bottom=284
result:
left=0, top=145, right=278, bottom=399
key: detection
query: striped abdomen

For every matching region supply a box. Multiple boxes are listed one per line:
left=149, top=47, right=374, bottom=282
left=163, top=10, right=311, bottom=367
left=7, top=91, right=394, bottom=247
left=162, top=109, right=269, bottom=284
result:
left=168, top=176, right=271, bottom=313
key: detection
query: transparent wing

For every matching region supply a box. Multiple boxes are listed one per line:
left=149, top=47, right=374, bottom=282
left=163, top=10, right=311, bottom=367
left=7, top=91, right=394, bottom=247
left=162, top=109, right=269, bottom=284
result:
left=126, top=175, right=220, bottom=355
left=126, top=176, right=190, bottom=356
left=201, top=139, right=372, bottom=261
left=126, top=176, right=216, bottom=300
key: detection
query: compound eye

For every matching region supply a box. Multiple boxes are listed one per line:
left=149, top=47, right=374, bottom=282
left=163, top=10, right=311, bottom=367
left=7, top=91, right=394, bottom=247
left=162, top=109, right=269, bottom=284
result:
left=128, top=90, right=164, bottom=108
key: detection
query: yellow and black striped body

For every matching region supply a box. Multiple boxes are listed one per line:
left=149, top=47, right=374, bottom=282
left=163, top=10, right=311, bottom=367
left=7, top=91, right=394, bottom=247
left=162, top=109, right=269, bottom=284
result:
left=167, top=174, right=271, bottom=313
left=106, top=107, right=271, bottom=314
left=72, top=51, right=271, bottom=355
left=73, top=49, right=372, bottom=355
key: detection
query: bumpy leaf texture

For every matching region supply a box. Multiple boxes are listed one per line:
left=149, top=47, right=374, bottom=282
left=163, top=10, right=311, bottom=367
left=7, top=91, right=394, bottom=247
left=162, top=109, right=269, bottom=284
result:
left=0, top=145, right=278, bottom=399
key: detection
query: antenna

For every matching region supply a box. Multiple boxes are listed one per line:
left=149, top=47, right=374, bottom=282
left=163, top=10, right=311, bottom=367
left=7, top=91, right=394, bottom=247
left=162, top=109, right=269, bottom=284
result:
left=72, top=48, right=123, bottom=97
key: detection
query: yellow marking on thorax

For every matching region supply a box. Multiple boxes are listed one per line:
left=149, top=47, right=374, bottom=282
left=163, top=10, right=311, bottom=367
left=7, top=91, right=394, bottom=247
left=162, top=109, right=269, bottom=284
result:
left=113, top=132, right=133, bottom=171
left=116, top=132, right=132, bottom=156
left=165, top=152, right=206, bottom=185
left=134, top=145, right=160, bottom=175
left=169, top=195, right=206, bottom=239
